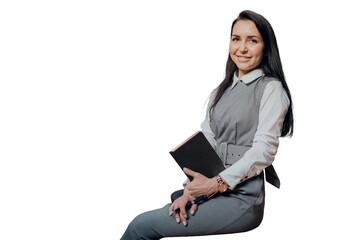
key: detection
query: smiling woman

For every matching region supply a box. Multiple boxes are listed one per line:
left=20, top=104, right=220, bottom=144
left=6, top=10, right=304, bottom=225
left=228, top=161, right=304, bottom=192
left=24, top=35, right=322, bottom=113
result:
left=230, top=20, right=265, bottom=78
left=120, top=10, right=293, bottom=240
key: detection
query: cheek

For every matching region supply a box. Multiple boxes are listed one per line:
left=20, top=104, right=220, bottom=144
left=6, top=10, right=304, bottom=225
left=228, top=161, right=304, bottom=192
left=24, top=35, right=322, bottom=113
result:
left=253, top=45, right=265, bottom=59
left=252, top=53, right=263, bottom=67
left=229, top=43, right=238, bottom=54
left=248, top=46, right=262, bottom=58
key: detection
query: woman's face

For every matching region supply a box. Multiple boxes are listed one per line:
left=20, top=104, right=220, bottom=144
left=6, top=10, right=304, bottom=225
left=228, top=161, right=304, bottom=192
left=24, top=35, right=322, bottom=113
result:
left=229, top=20, right=265, bottom=78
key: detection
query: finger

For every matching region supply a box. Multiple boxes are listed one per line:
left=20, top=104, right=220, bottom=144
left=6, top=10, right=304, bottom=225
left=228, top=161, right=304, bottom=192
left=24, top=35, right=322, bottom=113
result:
left=183, top=168, right=198, bottom=178
left=179, top=206, right=187, bottom=227
left=174, top=212, right=181, bottom=224
left=168, top=203, right=175, bottom=216
left=190, top=204, right=198, bottom=216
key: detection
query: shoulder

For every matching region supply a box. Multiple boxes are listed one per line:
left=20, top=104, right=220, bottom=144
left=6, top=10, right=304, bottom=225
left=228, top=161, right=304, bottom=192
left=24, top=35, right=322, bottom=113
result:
left=263, top=78, right=282, bottom=91
left=262, top=75, right=280, bottom=85
left=208, top=88, right=218, bottom=104
left=261, top=77, right=290, bottom=107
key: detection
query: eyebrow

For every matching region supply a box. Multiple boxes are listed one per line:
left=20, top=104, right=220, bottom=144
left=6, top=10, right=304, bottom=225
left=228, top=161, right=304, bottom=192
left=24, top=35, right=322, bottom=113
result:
left=231, top=34, right=262, bottom=39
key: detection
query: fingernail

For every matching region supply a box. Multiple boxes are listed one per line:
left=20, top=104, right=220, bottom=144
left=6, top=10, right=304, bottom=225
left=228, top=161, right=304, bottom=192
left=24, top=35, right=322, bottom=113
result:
left=190, top=210, right=194, bottom=215
left=169, top=211, right=173, bottom=216
left=183, top=214, right=187, bottom=219
left=176, top=218, right=180, bottom=223
left=183, top=167, right=188, bottom=171
left=183, top=221, right=187, bottom=226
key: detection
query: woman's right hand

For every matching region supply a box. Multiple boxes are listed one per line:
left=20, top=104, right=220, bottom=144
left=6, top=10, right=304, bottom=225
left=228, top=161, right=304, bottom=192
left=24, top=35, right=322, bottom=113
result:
left=168, top=189, right=198, bottom=226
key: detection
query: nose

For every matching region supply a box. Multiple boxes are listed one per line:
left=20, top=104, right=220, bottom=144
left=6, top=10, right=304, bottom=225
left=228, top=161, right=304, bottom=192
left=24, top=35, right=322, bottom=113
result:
left=237, top=41, right=247, bottom=53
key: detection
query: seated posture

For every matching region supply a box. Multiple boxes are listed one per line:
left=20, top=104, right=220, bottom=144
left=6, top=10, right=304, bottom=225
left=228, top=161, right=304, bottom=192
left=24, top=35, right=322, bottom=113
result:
left=120, top=10, right=293, bottom=240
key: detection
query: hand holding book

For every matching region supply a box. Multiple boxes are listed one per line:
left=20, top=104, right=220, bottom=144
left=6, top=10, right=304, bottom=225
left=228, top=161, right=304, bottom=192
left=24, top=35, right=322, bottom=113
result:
left=183, top=167, right=219, bottom=198
left=168, top=131, right=228, bottom=227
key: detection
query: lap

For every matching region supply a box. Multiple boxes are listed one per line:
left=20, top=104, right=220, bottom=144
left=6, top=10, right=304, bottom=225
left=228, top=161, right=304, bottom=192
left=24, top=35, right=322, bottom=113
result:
left=156, top=193, right=263, bottom=237
left=122, top=174, right=265, bottom=239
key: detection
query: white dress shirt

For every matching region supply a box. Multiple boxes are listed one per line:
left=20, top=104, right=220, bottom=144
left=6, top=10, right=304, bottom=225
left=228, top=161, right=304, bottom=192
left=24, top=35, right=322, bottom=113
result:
left=201, top=69, right=290, bottom=190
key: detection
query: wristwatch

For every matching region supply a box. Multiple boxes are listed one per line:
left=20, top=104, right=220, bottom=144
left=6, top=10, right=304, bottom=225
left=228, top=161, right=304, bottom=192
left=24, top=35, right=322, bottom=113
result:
left=216, top=175, right=228, bottom=193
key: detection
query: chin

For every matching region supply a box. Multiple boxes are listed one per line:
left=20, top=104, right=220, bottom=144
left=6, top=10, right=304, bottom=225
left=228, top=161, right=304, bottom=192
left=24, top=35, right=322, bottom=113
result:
left=236, top=65, right=253, bottom=72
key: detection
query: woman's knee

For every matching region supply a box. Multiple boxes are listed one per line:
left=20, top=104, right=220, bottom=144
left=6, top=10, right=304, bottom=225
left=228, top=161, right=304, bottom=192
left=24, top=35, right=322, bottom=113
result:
left=121, top=205, right=171, bottom=240
left=122, top=212, right=159, bottom=240
left=123, top=214, right=145, bottom=238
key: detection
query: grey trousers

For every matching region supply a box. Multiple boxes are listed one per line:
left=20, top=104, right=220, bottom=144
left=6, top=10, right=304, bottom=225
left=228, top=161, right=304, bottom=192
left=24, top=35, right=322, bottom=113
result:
left=121, top=173, right=265, bottom=240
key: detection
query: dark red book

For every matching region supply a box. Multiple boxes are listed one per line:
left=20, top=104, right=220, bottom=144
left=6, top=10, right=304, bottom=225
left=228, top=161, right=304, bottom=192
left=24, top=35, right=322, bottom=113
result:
left=169, top=131, right=226, bottom=181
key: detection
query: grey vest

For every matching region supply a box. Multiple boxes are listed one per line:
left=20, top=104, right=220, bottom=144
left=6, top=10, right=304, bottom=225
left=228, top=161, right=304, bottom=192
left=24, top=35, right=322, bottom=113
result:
left=210, top=75, right=281, bottom=188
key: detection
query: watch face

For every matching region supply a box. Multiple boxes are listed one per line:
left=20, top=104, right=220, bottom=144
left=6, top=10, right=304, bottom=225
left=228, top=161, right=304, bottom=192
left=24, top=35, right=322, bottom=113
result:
left=219, top=184, right=227, bottom=193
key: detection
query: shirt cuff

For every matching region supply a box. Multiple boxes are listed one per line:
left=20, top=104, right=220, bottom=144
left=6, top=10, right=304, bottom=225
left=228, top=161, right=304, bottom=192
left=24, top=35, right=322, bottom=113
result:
left=219, top=170, right=240, bottom=190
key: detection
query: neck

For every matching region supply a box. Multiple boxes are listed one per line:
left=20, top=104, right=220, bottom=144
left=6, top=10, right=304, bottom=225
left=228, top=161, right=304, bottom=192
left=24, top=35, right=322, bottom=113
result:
left=236, top=69, right=249, bottom=79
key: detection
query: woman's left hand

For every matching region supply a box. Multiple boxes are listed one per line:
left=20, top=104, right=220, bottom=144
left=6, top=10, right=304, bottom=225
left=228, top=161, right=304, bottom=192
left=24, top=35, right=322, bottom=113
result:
left=183, top=168, right=218, bottom=198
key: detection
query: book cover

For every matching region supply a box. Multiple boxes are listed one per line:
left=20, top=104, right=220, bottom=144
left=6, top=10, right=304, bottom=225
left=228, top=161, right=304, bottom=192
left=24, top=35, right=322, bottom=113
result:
left=169, top=131, right=225, bottom=181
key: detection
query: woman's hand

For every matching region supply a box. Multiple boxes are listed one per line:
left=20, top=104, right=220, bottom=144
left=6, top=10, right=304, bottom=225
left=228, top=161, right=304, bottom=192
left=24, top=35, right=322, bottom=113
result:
left=183, top=168, right=218, bottom=198
left=168, top=188, right=197, bottom=226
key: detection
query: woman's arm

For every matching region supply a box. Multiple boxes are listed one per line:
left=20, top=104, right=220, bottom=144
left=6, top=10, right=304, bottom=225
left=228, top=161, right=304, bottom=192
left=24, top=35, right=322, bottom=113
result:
left=180, top=91, right=217, bottom=189
left=200, top=91, right=217, bottom=149
left=186, top=81, right=289, bottom=195
left=219, top=80, right=290, bottom=190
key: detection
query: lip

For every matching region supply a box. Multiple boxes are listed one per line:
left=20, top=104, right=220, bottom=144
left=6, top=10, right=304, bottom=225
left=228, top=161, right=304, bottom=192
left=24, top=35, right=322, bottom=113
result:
left=236, top=56, right=251, bottom=62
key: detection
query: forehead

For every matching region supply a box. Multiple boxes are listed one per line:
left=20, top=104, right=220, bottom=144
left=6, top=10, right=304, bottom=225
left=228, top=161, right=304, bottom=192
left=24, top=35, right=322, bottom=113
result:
left=232, top=20, right=261, bottom=37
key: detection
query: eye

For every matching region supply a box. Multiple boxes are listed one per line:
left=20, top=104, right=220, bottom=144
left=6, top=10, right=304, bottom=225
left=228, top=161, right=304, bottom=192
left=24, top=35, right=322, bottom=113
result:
left=249, top=39, right=258, bottom=44
left=232, top=37, right=239, bottom=41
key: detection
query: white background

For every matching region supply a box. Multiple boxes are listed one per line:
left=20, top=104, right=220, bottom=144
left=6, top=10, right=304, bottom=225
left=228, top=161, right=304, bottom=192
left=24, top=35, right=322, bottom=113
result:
left=1, top=0, right=359, bottom=239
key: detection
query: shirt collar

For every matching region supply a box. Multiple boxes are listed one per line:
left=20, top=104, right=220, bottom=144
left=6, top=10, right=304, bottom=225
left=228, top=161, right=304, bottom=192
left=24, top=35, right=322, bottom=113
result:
left=230, top=68, right=265, bottom=89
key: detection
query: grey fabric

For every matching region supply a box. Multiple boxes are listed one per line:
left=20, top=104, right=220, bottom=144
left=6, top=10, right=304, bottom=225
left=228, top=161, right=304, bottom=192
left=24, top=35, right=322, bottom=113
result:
left=121, top=75, right=280, bottom=239
left=217, top=142, right=280, bottom=188
left=212, top=75, right=281, bottom=188
left=210, top=78, right=269, bottom=148
left=121, top=173, right=265, bottom=240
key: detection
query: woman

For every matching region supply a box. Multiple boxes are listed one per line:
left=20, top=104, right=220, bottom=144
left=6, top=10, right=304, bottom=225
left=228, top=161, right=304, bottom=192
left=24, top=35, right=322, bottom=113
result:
left=121, top=10, right=293, bottom=239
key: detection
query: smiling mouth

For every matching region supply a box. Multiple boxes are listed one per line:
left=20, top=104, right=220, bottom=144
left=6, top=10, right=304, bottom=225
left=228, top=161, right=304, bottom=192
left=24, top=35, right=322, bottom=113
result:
left=237, top=56, right=251, bottom=62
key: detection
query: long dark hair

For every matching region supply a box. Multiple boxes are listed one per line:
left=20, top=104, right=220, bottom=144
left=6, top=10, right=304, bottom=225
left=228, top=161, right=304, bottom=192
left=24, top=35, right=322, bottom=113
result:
left=210, top=10, right=294, bottom=137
